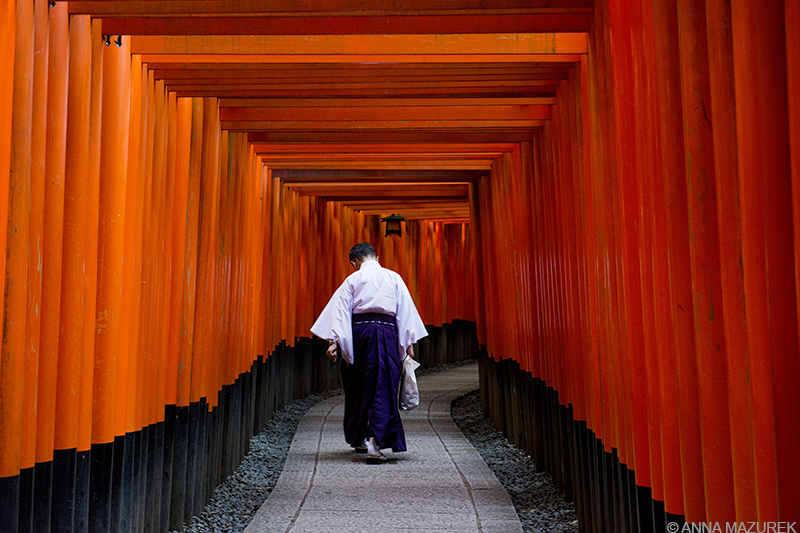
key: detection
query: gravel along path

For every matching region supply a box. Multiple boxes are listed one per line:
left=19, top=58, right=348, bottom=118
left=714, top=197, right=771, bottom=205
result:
left=171, top=389, right=343, bottom=533
left=451, top=389, right=579, bottom=533
left=174, top=361, right=578, bottom=533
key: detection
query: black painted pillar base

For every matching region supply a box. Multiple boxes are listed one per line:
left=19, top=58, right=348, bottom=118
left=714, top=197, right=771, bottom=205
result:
left=75, top=449, right=91, bottom=533
left=51, top=448, right=77, bottom=533
left=33, top=461, right=53, bottom=533
left=17, top=466, right=34, bottom=533
left=89, top=442, right=114, bottom=533
left=0, top=473, right=20, bottom=533
left=478, top=351, right=688, bottom=532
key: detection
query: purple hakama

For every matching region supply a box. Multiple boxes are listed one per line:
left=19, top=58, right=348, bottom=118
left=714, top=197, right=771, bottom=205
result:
left=341, top=313, right=406, bottom=452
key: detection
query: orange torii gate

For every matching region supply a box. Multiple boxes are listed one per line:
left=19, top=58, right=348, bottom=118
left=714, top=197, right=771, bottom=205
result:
left=1, top=1, right=799, bottom=532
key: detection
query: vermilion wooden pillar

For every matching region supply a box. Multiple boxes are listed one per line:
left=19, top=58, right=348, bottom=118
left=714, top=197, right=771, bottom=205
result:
left=36, top=0, right=68, bottom=476
left=166, top=97, right=192, bottom=407
left=75, top=17, right=104, bottom=462
left=54, top=10, right=91, bottom=454
left=748, top=0, right=800, bottom=520
left=191, top=98, right=220, bottom=403
left=788, top=0, right=800, bottom=512
left=630, top=0, right=663, bottom=503
left=676, top=0, right=735, bottom=521
left=164, top=93, right=181, bottom=407
left=120, top=56, right=145, bottom=436
left=21, top=1, right=49, bottom=490
left=608, top=0, right=643, bottom=483
left=94, top=33, right=132, bottom=445
left=130, top=65, right=151, bottom=432
left=704, top=0, right=758, bottom=522
left=731, top=0, right=780, bottom=520
left=652, top=0, right=699, bottom=520
left=468, top=181, right=486, bottom=345
left=791, top=0, right=800, bottom=355
left=0, top=0, right=14, bottom=317
left=1, top=0, right=34, bottom=501
left=147, top=78, right=170, bottom=429
left=50, top=13, right=92, bottom=532
left=176, top=98, right=203, bottom=407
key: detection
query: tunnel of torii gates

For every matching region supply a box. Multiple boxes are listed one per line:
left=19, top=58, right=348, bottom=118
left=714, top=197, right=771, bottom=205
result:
left=0, top=0, right=799, bottom=532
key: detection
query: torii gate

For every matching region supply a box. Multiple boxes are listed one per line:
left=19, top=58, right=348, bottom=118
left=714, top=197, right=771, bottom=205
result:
left=1, top=0, right=799, bottom=531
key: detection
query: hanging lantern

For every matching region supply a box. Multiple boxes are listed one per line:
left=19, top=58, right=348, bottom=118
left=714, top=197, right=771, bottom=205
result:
left=380, top=214, right=406, bottom=237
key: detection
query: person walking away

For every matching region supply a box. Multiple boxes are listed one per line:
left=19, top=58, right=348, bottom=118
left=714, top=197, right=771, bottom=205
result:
left=310, top=242, right=428, bottom=463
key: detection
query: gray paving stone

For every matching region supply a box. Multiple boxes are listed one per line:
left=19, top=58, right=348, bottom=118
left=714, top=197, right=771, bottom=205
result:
left=243, top=364, right=523, bottom=533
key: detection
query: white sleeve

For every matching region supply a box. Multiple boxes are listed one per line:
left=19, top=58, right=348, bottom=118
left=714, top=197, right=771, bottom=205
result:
left=310, top=279, right=355, bottom=364
left=393, top=274, right=428, bottom=356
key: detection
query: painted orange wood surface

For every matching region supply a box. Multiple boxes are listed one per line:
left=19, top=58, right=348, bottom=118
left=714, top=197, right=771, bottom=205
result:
left=0, top=0, right=33, bottom=479
left=1, top=0, right=799, bottom=524
left=36, top=1, right=69, bottom=465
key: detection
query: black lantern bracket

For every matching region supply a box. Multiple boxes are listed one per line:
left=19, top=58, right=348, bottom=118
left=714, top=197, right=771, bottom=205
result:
left=380, top=214, right=406, bottom=237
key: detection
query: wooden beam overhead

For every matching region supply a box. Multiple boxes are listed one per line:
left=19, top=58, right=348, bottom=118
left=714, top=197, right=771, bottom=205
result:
left=102, top=14, right=590, bottom=35
left=222, top=120, right=545, bottom=131
left=162, top=73, right=571, bottom=85
left=132, top=34, right=587, bottom=55
left=170, top=87, right=560, bottom=99
left=340, top=199, right=469, bottom=208
left=264, top=160, right=493, bottom=170
left=59, top=0, right=589, bottom=226
left=247, top=131, right=537, bottom=143
left=139, top=53, right=583, bottom=64
left=169, top=80, right=566, bottom=92
left=286, top=183, right=469, bottom=198
left=269, top=169, right=487, bottom=180
left=260, top=154, right=502, bottom=162
left=225, top=99, right=557, bottom=107
left=253, top=144, right=515, bottom=155
left=327, top=204, right=469, bottom=215
left=220, top=105, right=551, bottom=122
left=67, top=0, right=592, bottom=16
left=148, top=62, right=577, bottom=71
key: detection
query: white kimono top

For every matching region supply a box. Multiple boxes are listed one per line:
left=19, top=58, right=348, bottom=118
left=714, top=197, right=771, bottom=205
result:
left=310, top=259, right=428, bottom=364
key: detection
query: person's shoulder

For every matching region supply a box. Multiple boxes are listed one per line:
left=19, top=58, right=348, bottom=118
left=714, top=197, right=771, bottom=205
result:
left=376, top=262, right=397, bottom=275
left=380, top=266, right=406, bottom=283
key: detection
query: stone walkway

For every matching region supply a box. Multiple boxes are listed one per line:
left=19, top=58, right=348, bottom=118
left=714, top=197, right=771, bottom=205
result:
left=243, top=363, right=523, bottom=533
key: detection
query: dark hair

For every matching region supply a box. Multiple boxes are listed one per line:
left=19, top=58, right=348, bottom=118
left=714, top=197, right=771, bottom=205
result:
left=349, top=242, right=376, bottom=262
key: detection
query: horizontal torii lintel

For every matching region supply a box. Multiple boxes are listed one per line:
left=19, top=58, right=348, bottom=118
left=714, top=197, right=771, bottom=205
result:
left=220, top=120, right=547, bottom=131
left=358, top=200, right=470, bottom=207
left=163, top=73, right=570, bottom=86
left=133, top=34, right=587, bottom=55
left=219, top=105, right=552, bottom=122
left=260, top=154, right=503, bottom=163
left=168, top=79, right=565, bottom=91
left=348, top=206, right=471, bottom=216
left=157, top=68, right=571, bottom=80
left=171, top=87, right=559, bottom=98
left=223, top=98, right=557, bottom=107
left=248, top=131, right=536, bottom=143
left=259, top=152, right=504, bottom=159
left=269, top=169, right=488, bottom=180
left=264, top=161, right=493, bottom=170
left=351, top=206, right=470, bottom=214
left=294, top=190, right=469, bottom=198
left=285, top=181, right=471, bottom=189
left=141, top=53, right=581, bottom=66
left=251, top=143, right=517, bottom=154
left=70, top=0, right=593, bottom=15
left=396, top=216, right=470, bottom=222
left=149, top=62, right=577, bottom=71
left=101, top=14, right=590, bottom=35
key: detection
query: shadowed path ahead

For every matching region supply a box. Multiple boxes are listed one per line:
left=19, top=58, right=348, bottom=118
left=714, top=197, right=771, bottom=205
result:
left=243, top=363, right=523, bottom=533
